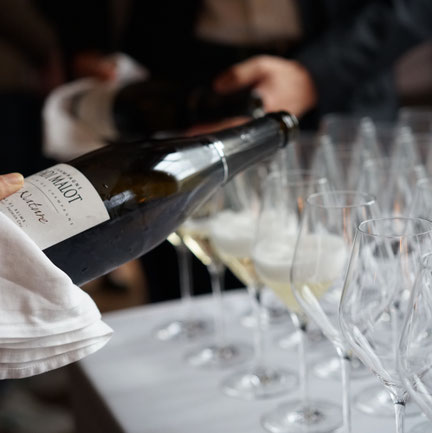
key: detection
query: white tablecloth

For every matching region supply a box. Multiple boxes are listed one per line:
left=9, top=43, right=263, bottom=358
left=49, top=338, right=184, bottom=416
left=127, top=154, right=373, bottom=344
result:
left=75, top=290, right=426, bottom=433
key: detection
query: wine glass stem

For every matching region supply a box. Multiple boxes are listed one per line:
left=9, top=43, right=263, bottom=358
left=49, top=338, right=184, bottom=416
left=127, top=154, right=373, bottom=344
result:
left=339, top=352, right=352, bottom=433
left=208, top=262, right=226, bottom=347
left=294, top=315, right=310, bottom=406
left=391, top=303, right=401, bottom=361
left=394, top=401, right=406, bottom=433
left=176, top=242, right=193, bottom=317
left=248, top=284, right=265, bottom=368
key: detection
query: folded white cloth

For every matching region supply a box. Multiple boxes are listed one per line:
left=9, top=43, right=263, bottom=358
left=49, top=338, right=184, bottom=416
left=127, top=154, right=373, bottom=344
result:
left=0, top=212, right=113, bottom=379
left=43, top=53, right=148, bottom=161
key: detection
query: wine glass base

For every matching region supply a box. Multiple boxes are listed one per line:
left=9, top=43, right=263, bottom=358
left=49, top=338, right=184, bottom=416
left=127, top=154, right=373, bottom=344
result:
left=312, top=355, right=370, bottom=380
left=185, top=342, right=253, bottom=369
left=354, top=384, right=420, bottom=417
left=261, top=399, right=342, bottom=433
left=154, top=318, right=212, bottom=341
left=221, top=365, right=297, bottom=400
left=241, top=306, right=291, bottom=329
left=408, top=421, right=432, bottom=433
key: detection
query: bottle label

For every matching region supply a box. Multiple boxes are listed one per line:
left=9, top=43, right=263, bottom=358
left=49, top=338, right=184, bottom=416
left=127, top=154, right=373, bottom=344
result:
left=0, top=163, right=110, bottom=250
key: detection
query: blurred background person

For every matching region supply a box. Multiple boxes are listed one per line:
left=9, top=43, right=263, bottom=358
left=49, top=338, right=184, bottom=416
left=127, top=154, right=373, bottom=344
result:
left=39, top=0, right=429, bottom=126
left=0, top=0, right=61, bottom=177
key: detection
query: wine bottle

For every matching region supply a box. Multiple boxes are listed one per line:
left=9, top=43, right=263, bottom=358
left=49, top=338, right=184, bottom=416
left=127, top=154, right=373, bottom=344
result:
left=71, top=78, right=264, bottom=140
left=0, top=112, right=297, bottom=286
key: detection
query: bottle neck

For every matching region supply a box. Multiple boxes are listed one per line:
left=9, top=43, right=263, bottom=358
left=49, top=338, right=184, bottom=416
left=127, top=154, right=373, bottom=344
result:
left=208, top=112, right=297, bottom=182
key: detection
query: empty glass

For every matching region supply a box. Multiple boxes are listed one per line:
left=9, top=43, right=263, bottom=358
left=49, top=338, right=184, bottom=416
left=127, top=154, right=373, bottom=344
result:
left=314, top=114, right=382, bottom=191
left=352, top=165, right=427, bottom=417
left=357, top=157, right=424, bottom=216
left=410, top=177, right=432, bottom=220
left=339, top=217, right=432, bottom=433
left=154, top=232, right=211, bottom=341
left=398, top=106, right=432, bottom=134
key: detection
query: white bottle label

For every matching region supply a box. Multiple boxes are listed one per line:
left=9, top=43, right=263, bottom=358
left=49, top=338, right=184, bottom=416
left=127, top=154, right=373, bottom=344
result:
left=0, top=163, right=110, bottom=250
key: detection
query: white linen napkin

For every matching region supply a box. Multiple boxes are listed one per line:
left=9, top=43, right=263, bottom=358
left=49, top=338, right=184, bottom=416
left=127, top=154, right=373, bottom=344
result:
left=0, top=212, right=113, bottom=379
left=43, top=53, right=148, bottom=161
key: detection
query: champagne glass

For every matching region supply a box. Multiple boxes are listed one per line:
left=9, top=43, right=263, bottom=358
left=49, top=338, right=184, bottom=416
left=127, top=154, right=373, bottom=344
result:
left=210, top=164, right=297, bottom=399
left=398, top=106, right=432, bottom=134
left=314, top=114, right=382, bottom=191
left=412, top=134, right=432, bottom=176
left=253, top=171, right=343, bottom=433
left=309, top=122, right=384, bottom=380
left=154, top=232, right=212, bottom=341
left=357, top=157, right=424, bottom=217
left=352, top=157, right=426, bottom=417
left=339, top=217, right=432, bottom=433
left=398, top=252, right=432, bottom=433
left=319, top=113, right=375, bottom=142
left=410, top=177, right=432, bottom=220
left=276, top=133, right=329, bottom=350
left=183, top=197, right=253, bottom=368
left=291, top=190, right=378, bottom=432
left=397, top=107, right=432, bottom=176
left=241, top=134, right=313, bottom=330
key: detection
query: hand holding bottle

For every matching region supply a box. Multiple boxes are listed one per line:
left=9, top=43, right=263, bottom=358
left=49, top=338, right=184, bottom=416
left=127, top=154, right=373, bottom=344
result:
left=214, top=55, right=317, bottom=118
left=1, top=112, right=297, bottom=286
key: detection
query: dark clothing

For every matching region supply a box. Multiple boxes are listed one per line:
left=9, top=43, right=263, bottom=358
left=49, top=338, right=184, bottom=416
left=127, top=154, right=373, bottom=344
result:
left=0, top=93, right=53, bottom=176
left=396, top=0, right=432, bottom=39
left=0, top=0, right=57, bottom=176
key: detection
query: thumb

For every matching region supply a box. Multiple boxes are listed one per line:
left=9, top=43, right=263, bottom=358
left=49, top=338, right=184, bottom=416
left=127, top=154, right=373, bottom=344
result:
left=0, top=173, right=24, bottom=200
left=213, top=57, right=268, bottom=93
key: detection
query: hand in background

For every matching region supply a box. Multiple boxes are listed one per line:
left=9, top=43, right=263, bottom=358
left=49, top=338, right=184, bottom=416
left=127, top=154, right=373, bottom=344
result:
left=0, top=173, right=24, bottom=200
left=214, top=55, right=317, bottom=118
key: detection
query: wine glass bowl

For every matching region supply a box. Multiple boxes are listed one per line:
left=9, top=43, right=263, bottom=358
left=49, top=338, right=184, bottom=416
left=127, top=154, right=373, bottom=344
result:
left=357, top=157, right=424, bottom=217
left=292, top=191, right=378, bottom=347
left=312, top=117, right=382, bottom=191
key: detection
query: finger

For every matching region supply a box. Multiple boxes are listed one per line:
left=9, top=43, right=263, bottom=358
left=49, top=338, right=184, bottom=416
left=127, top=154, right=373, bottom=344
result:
left=0, top=173, right=24, bottom=199
left=213, top=57, right=269, bottom=93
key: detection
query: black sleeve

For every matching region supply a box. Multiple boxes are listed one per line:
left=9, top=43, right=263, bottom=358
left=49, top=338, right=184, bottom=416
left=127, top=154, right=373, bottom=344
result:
left=36, top=0, right=114, bottom=56
left=395, top=0, right=432, bottom=39
left=296, top=0, right=425, bottom=114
